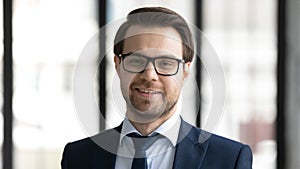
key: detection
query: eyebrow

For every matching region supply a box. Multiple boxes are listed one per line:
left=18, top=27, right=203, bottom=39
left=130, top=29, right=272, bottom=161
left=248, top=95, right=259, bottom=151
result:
left=125, top=52, right=180, bottom=59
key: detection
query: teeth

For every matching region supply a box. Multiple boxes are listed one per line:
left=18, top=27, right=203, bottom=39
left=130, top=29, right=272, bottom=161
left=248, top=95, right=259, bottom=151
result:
left=139, top=88, right=158, bottom=94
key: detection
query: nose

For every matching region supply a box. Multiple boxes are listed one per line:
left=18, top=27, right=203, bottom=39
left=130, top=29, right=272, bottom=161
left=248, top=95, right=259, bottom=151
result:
left=139, top=62, right=158, bottom=81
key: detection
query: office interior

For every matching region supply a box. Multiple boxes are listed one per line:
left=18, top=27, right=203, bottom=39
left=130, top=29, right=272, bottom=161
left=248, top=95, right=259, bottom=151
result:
left=1, top=0, right=299, bottom=169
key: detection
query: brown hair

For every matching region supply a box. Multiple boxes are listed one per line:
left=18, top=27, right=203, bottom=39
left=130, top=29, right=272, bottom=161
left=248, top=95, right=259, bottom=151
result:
left=113, top=7, right=194, bottom=62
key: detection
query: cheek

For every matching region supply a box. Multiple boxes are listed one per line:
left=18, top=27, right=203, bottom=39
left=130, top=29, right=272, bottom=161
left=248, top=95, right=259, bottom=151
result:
left=164, top=76, right=183, bottom=96
left=119, top=71, right=137, bottom=92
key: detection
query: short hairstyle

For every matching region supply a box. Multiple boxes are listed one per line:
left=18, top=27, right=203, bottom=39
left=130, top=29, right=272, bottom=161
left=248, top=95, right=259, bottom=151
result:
left=113, top=7, right=194, bottom=62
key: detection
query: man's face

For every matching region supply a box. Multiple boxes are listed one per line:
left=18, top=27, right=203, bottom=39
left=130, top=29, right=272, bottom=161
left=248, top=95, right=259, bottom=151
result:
left=115, top=25, right=190, bottom=123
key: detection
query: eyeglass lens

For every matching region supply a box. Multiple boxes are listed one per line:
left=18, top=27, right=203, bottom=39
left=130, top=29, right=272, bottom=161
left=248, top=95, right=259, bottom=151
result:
left=122, top=54, right=181, bottom=75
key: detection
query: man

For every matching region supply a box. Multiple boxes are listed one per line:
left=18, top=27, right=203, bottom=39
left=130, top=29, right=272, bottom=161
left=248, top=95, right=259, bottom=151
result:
left=61, top=7, right=252, bottom=169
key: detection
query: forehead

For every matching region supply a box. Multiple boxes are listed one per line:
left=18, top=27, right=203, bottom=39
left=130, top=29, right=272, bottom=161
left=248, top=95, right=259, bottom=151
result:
left=122, top=25, right=183, bottom=57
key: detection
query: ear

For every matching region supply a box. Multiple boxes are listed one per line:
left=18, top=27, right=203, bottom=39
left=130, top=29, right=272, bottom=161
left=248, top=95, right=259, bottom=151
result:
left=114, top=55, right=121, bottom=76
left=183, top=62, right=191, bottom=80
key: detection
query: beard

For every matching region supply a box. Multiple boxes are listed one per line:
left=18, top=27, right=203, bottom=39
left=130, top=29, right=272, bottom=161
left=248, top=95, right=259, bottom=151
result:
left=125, top=91, right=179, bottom=123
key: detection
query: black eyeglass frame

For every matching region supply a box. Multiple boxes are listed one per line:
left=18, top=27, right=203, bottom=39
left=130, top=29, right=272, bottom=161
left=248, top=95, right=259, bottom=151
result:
left=118, top=53, right=186, bottom=76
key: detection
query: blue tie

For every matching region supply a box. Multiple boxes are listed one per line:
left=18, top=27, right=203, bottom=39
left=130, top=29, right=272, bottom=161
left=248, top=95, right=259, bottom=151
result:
left=128, top=133, right=159, bottom=169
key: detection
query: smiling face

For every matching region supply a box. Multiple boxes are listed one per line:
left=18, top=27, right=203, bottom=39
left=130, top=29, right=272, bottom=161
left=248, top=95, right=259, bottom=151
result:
left=115, top=25, right=190, bottom=123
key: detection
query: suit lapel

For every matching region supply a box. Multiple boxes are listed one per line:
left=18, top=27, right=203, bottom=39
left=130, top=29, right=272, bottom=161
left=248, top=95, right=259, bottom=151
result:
left=173, top=120, right=209, bottom=169
left=91, top=124, right=123, bottom=169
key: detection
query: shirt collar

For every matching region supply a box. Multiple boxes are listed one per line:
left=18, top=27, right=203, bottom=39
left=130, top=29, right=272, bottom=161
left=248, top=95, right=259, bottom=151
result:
left=119, top=110, right=181, bottom=147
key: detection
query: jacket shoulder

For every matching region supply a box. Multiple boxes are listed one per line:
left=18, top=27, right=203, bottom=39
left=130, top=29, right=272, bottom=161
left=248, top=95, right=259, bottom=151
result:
left=186, top=123, right=249, bottom=153
left=65, top=128, right=120, bottom=152
left=61, top=128, right=120, bottom=169
left=198, top=128, right=253, bottom=168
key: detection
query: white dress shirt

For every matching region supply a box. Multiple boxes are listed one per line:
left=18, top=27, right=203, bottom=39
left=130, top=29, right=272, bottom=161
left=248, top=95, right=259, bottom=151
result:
left=115, top=112, right=181, bottom=169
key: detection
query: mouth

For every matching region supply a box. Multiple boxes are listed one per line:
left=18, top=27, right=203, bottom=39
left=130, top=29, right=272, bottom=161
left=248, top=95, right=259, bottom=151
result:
left=135, top=88, right=162, bottom=97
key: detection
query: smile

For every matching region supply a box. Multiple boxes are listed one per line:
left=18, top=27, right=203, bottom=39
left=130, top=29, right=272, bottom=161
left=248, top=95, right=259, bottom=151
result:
left=135, top=88, right=162, bottom=97
left=138, top=88, right=160, bottom=94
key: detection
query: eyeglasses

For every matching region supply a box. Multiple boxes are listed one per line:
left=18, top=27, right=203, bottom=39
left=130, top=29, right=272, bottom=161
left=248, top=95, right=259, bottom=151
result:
left=118, top=53, right=185, bottom=76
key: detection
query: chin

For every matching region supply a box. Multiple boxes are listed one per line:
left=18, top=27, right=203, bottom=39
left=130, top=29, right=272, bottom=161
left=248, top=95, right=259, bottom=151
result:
left=127, top=106, right=166, bottom=123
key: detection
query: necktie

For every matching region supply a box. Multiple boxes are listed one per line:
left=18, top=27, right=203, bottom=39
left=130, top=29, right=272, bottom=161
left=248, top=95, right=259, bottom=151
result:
left=127, top=133, right=159, bottom=169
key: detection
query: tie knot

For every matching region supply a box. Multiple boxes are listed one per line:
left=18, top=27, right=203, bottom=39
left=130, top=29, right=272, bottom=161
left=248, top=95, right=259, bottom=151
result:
left=127, top=133, right=160, bottom=157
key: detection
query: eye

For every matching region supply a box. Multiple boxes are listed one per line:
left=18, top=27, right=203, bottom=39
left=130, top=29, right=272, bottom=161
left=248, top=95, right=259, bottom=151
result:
left=129, top=59, right=142, bottom=65
left=156, top=59, right=177, bottom=69
left=159, top=61, right=173, bottom=66
left=125, top=56, right=146, bottom=66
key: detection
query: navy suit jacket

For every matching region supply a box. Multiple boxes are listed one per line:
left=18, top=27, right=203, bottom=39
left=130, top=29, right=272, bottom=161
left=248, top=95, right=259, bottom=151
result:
left=61, top=120, right=252, bottom=169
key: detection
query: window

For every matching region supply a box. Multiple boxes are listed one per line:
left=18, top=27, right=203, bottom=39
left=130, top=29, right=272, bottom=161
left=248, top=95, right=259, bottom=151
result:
left=0, top=1, right=3, bottom=168
left=12, top=0, right=98, bottom=168
left=202, top=0, right=277, bottom=168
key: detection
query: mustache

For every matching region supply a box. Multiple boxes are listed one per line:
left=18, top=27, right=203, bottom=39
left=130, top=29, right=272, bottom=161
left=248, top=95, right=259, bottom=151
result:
left=131, top=79, right=161, bottom=89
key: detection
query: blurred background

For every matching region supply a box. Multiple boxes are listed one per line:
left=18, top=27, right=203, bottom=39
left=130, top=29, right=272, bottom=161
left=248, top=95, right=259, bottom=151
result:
left=1, top=0, right=299, bottom=169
